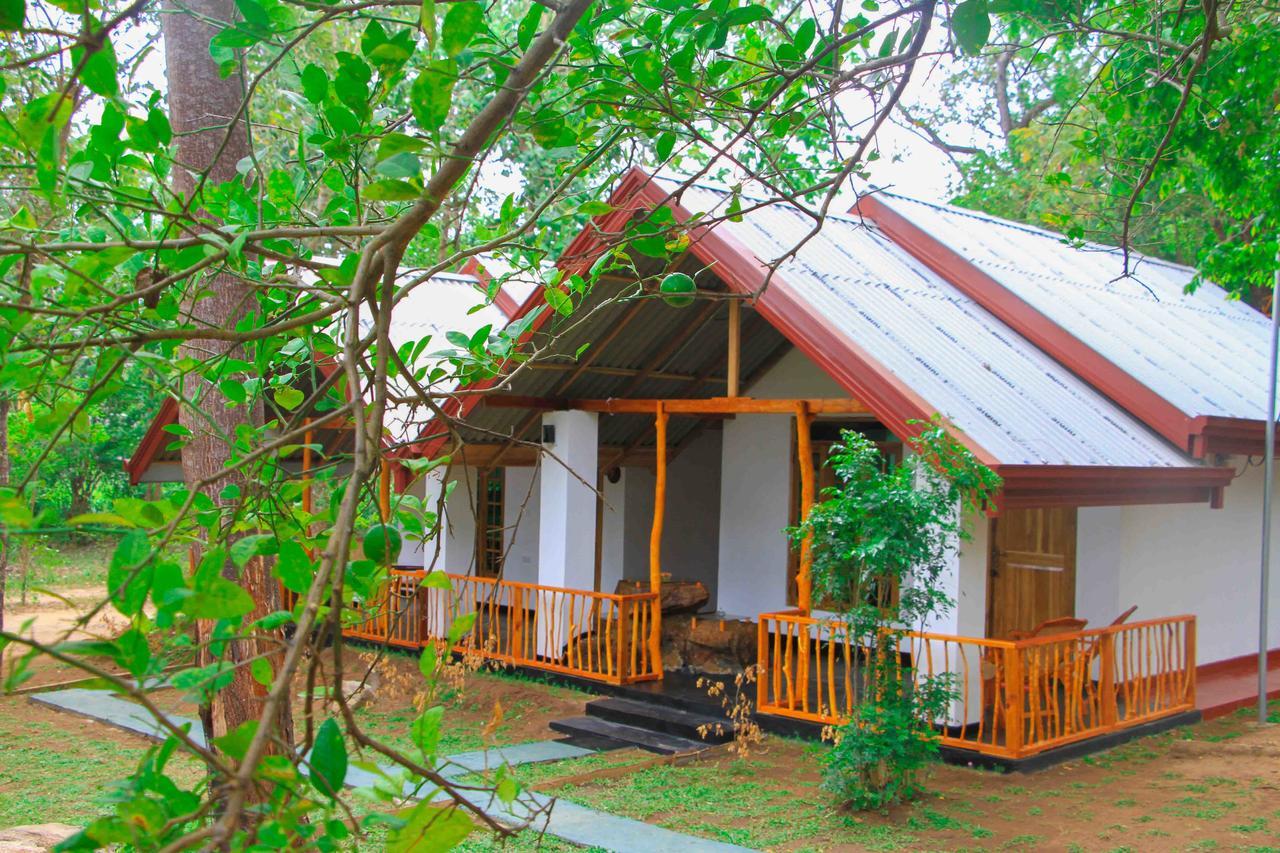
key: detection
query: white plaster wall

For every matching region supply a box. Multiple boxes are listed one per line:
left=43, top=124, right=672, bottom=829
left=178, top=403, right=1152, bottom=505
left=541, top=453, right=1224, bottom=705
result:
left=614, top=429, right=723, bottom=606
left=715, top=347, right=850, bottom=617
left=439, top=465, right=477, bottom=574
left=501, top=466, right=541, bottom=585
left=1079, top=460, right=1280, bottom=666
left=598, top=470, right=627, bottom=594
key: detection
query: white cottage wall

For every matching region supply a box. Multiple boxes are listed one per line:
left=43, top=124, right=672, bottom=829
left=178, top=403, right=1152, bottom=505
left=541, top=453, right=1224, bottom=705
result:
left=610, top=429, right=723, bottom=605
left=501, top=466, right=541, bottom=585
left=716, top=347, right=850, bottom=617
left=1075, top=460, right=1280, bottom=666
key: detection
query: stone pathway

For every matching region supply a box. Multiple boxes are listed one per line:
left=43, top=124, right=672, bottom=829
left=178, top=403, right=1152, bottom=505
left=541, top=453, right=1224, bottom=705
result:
left=29, top=688, right=753, bottom=852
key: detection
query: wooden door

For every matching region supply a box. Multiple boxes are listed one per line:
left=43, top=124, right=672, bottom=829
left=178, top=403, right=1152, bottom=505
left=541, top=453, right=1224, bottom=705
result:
left=987, top=507, right=1077, bottom=639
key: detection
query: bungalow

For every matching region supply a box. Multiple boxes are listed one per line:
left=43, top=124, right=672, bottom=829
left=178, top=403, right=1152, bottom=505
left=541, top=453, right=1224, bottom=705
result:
left=126, top=169, right=1278, bottom=764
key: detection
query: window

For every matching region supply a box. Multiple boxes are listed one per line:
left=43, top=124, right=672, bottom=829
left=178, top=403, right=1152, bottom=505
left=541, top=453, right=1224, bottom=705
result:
left=476, top=468, right=505, bottom=576
left=787, top=420, right=902, bottom=609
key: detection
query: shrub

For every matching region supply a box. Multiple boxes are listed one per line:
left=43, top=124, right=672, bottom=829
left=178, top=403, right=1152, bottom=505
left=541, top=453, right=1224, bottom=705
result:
left=790, top=420, right=999, bottom=810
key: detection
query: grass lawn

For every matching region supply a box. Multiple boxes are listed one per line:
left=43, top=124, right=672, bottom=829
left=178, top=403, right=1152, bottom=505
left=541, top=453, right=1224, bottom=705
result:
left=545, top=701, right=1280, bottom=851
left=4, top=659, right=1280, bottom=852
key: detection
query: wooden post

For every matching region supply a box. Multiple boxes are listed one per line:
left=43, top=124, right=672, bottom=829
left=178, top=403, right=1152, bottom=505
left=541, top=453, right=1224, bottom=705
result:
left=379, top=458, right=391, bottom=521
left=649, top=402, right=668, bottom=670
left=1005, top=646, right=1025, bottom=757
left=1099, top=631, right=1118, bottom=726
left=1185, top=618, right=1197, bottom=706
left=795, top=401, right=815, bottom=614
left=727, top=298, right=741, bottom=398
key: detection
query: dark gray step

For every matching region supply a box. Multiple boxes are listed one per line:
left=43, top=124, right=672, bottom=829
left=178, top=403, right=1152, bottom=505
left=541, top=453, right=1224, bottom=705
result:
left=548, top=716, right=708, bottom=755
left=585, top=697, right=732, bottom=744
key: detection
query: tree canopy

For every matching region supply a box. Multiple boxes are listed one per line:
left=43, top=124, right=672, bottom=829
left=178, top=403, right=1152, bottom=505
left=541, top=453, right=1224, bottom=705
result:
left=0, top=0, right=1269, bottom=847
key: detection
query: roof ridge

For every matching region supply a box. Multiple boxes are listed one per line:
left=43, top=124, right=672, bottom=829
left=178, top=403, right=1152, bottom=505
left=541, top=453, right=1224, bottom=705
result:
left=870, top=189, right=1199, bottom=276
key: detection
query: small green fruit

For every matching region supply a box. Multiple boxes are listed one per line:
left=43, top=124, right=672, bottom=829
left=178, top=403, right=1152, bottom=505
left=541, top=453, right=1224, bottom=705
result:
left=362, top=524, right=402, bottom=565
left=659, top=272, right=696, bottom=308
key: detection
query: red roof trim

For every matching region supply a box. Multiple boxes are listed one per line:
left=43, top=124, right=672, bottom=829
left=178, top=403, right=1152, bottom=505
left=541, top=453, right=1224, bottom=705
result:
left=124, top=396, right=179, bottom=485
left=409, top=168, right=1233, bottom=507
left=855, top=193, right=1209, bottom=455
left=627, top=174, right=1001, bottom=468
left=461, top=257, right=520, bottom=320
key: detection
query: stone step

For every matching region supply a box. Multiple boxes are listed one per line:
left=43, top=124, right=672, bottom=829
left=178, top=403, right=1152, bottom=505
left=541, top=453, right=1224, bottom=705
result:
left=548, top=716, right=709, bottom=755
left=585, top=697, right=732, bottom=744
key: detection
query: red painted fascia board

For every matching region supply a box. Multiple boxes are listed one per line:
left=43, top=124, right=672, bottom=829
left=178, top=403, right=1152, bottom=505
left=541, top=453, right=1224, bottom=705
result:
left=1188, top=415, right=1276, bottom=458
left=996, top=463, right=1234, bottom=509
left=856, top=193, right=1200, bottom=454
left=410, top=167, right=658, bottom=460
left=461, top=257, right=520, bottom=320
left=627, top=176, right=1001, bottom=469
left=124, top=396, right=180, bottom=485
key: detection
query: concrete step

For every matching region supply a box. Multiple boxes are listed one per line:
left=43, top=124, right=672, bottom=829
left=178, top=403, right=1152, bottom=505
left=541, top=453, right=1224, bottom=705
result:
left=548, top=716, right=709, bottom=755
left=585, top=697, right=732, bottom=744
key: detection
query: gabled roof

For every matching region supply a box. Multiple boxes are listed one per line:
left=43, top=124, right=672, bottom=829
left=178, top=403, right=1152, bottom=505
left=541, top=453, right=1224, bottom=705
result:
left=124, top=266, right=512, bottom=485
left=858, top=192, right=1275, bottom=457
left=420, top=169, right=1231, bottom=508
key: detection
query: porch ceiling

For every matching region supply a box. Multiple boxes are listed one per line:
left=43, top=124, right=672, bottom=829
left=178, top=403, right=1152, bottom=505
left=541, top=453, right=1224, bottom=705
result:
left=449, top=252, right=792, bottom=458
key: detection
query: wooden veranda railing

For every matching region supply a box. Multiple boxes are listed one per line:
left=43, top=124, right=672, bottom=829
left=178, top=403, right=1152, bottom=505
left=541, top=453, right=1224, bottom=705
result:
left=757, top=609, right=1197, bottom=759
left=341, top=569, right=662, bottom=685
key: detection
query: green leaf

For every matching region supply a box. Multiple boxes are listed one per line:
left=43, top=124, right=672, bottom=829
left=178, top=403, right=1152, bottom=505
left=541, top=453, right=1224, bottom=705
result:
left=417, top=644, right=438, bottom=679
left=420, top=0, right=436, bottom=45
left=0, top=0, right=23, bottom=30
left=107, top=530, right=153, bottom=616
left=230, top=533, right=278, bottom=568
left=376, top=151, right=421, bottom=179
left=250, top=657, right=273, bottom=687
left=213, top=719, right=259, bottom=761
left=364, top=179, right=421, bottom=201
left=71, top=36, right=119, bottom=96
left=275, top=540, right=314, bottom=595
left=376, top=133, right=428, bottom=163
left=625, top=51, right=663, bottom=91
left=410, top=705, right=443, bottom=756
left=387, top=802, right=473, bottom=853
left=578, top=200, right=612, bottom=216
left=300, top=64, right=328, bottom=104
left=274, top=387, right=304, bottom=410
left=185, top=576, right=255, bottom=619
left=725, top=4, right=770, bottom=26
left=410, top=60, right=457, bottom=132
left=950, top=0, right=990, bottom=56
left=446, top=612, right=477, bottom=645
left=421, top=571, right=451, bottom=590
left=219, top=378, right=247, bottom=404
left=309, top=718, right=348, bottom=799
left=543, top=287, right=572, bottom=317
left=441, top=1, right=483, bottom=56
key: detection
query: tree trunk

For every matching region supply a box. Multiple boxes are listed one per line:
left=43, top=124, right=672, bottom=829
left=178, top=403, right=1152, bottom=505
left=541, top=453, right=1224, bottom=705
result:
left=162, top=0, right=292, bottom=748
left=0, top=396, right=8, bottom=634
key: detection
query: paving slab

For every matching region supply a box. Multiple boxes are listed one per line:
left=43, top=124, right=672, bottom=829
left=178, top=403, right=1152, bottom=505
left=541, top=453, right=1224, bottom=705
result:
left=29, top=688, right=757, bottom=852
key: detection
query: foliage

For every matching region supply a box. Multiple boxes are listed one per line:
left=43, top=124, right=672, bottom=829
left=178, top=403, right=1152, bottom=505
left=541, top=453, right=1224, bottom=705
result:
left=0, top=0, right=1237, bottom=844
left=790, top=422, right=1000, bottom=810
left=920, top=2, right=1278, bottom=299
left=4, top=361, right=158, bottom=518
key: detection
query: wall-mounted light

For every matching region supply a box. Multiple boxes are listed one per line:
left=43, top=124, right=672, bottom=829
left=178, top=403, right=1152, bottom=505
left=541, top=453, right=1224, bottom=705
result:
left=541, top=424, right=555, bottom=445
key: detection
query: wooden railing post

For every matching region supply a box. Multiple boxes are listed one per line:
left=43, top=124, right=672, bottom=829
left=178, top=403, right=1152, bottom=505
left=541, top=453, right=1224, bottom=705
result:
left=1185, top=617, right=1197, bottom=706
left=757, top=616, right=768, bottom=713
left=649, top=402, right=667, bottom=673
left=616, top=597, right=632, bottom=684
left=1004, top=645, right=1025, bottom=757
left=1099, top=630, right=1118, bottom=727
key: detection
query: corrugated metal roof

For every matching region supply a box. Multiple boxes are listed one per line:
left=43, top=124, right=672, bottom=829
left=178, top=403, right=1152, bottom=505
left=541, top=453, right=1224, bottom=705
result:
left=874, top=193, right=1273, bottom=421
left=666, top=180, right=1199, bottom=468
left=353, top=270, right=509, bottom=443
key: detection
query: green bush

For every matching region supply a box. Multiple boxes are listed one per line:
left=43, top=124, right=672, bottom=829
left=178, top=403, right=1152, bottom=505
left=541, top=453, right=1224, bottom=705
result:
left=790, top=421, right=1000, bottom=810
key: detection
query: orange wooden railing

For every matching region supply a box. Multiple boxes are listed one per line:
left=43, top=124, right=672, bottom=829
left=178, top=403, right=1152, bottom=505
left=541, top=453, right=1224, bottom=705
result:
left=757, top=610, right=1196, bottom=759
left=342, top=569, right=662, bottom=684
